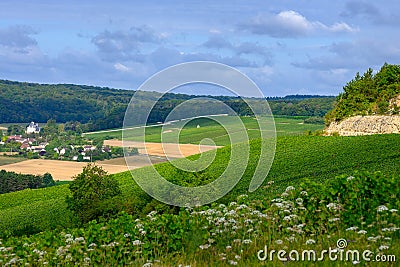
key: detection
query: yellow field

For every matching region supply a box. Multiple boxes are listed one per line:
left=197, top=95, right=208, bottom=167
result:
left=0, top=158, right=137, bottom=181
left=0, top=141, right=219, bottom=181
left=104, top=140, right=220, bottom=158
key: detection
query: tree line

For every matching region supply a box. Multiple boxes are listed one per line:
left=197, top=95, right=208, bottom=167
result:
left=0, top=170, right=55, bottom=194
left=0, top=79, right=334, bottom=131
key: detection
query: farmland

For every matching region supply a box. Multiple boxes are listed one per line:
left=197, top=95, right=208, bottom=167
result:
left=84, top=116, right=324, bottom=145
left=0, top=156, right=168, bottom=181
left=1, top=134, right=400, bottom=239
left=0, top=137, right=399, bottom=265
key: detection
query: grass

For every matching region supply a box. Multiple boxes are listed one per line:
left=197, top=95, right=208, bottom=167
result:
left=84, top=116, right=324, bottom=145
left=1, top=134, right=399, bottom=238
left=0, top=156, right=26, bottom=166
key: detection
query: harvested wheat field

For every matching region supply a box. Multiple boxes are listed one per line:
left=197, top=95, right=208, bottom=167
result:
left=104, top=140, right=221, bottom=158
left=0, top=155, right=164, bottom=181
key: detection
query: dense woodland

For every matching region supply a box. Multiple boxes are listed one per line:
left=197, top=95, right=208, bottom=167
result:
left=325, top=63, right=400, bottom=124
left=0, top=79, right=333, bottom=130
left=0, top=170, right=55, bottom=194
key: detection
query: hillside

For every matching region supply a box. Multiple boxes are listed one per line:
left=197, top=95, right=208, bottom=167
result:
left=325, top=63, right=400, bottom=124
left=0, top=79, right=334, bottom=131
left=2, top=134, right=400, bottom=237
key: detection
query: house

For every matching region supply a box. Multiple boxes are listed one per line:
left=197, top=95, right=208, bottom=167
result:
left=20, top=143, right=30, bottom=150
left=84, top=145, right=96, bottom=152
left=83, top=156, right=91, bottom=161
left=26, top=122, right=40, bottom=134
left=7, top=135, right=23, bottom=142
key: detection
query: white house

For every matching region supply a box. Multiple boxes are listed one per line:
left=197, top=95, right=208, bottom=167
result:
left=26, top=122, right=40, bottom=134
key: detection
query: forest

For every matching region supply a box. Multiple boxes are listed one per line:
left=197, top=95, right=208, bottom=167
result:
left=0, top=79, right=334, bottom=130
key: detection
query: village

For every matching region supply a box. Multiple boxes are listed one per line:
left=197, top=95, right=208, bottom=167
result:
left=0, top=121, right=135, bottom=161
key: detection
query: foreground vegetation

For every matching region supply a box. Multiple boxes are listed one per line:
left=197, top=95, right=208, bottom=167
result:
left=1, top=134, right=400, bottom=239
left=0, top=171, right=398, bottom=266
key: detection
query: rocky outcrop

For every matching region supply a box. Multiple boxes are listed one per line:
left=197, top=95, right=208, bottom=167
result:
left=325, top=115, right=400, bottom=136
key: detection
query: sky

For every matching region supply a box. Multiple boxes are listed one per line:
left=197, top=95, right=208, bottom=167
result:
left=0, top=0, right=399, bottom=97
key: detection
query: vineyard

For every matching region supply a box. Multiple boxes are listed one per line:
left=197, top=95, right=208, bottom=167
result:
left=0, top=171, right=398, bottom=266
left=84, top=116, right=324, bottom=145
left=1, top=134, right=400, bottom=240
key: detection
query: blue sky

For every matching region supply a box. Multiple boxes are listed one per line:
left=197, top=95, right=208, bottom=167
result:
left=0, top=0, right=399, bottom=96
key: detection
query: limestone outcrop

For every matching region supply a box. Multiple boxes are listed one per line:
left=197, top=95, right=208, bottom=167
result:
left=325, top=115, right=400, bottom=136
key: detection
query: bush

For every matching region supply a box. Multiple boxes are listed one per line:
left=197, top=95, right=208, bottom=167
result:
left=66, top=163, right=122, bottom=223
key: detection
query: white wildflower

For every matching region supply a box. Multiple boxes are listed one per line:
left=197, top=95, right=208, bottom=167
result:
left=346, top=226, right=359, bottom=231
left=300, top=191, right=308, bottom=196
left=132, top=240, right=144, bottom=246
left=242, top=239, right=252, bottom=244
left=285, top=186, right=295, bottom=192
left=64, top=233, right=73, bottom=239
left=379, top=245, right=389, bottom=250
left=281, top=192, right=289, bottom=197
left=199, top=244, right=211, bottom=249
left=275, top=239, right=283, bottom=245
left=326, top=203, right=339, bottom=210
left=377, top=205, right=388, bottom=212
left=305, top=239, right=316, bottom=245
left=357, top=230, right=367, bottom=235
left=229, top=260, right=238, bottom=265
left=390, top=209, right=398, bottom=213
left=147, top=210, right=157, bottom=217
left=74, top=237, right=85, bottom=243
left=347, top=176, right=355, bottom=181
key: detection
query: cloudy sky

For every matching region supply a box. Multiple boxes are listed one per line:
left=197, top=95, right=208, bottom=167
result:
left=0, top=0, right=399, bottom=96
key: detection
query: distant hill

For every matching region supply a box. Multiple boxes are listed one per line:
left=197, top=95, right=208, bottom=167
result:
left=0, top=79, right=334, bottom=131
left=325, top=63, right=400, bottom=124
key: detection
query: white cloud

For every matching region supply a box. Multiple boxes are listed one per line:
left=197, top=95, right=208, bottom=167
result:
left=238, top=10, right=358, bottom=38
left=114, top=62, right=130, bottom=72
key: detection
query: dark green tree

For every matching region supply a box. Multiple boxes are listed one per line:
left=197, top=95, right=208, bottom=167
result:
left=66, top=163, right=122, bottom=223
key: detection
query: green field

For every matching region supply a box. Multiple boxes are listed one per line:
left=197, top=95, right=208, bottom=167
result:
left=84, top=116, right=324, bottom=145
left=0, top=156, right=26, bottom=166
left=1, top=134, right=399, bottom=238
left=0, top=134, right=399, bottom=266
